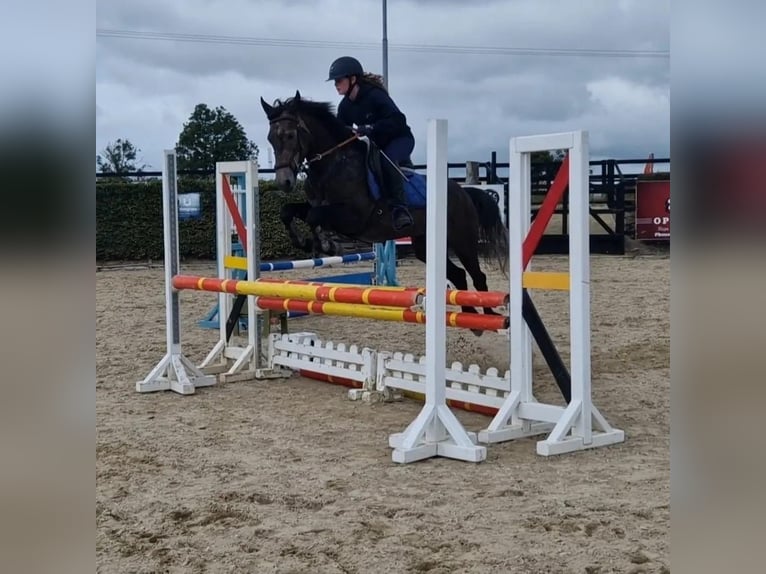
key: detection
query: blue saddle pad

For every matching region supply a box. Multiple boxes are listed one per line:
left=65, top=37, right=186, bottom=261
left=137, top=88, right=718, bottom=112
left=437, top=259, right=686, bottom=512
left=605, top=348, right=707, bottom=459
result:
left=366, top=168, right=427, bottom=209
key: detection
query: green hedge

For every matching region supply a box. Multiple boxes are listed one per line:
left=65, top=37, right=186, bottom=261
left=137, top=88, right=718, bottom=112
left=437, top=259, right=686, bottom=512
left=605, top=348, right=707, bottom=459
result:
left=96, top=177, right=312, bottom=262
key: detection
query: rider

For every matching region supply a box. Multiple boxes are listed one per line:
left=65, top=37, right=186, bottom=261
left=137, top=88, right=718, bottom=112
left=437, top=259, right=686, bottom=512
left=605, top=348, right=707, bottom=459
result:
left=327, top=56, right=414, bottom=231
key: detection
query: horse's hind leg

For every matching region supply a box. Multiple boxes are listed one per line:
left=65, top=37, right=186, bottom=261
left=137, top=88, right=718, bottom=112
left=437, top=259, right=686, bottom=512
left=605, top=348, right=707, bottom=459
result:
left=446, top=256, right=489, bottom=337
left=411, top=235, right=426, bottom=265
left=446, top=259, right=469, bottom=306
left=412, top=236, right=485, bottom=336
left=412, top=236, right=468, bottom=299
left=453, top=246, right=501, bottom=317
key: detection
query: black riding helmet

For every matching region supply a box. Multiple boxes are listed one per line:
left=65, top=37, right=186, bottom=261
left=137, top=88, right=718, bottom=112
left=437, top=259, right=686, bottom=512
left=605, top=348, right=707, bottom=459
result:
left=327, top=56, right=364, bottom=81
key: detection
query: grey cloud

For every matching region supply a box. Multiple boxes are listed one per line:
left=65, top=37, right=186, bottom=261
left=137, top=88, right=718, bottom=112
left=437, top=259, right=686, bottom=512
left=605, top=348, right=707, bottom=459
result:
left=97, top=0, right=670, bottom=168
left=498, top=78, right=591, bottom=122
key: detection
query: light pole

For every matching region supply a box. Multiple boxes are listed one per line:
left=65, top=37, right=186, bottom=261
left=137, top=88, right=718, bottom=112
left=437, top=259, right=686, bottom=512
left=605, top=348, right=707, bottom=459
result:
left=382, top=0, right=388, bottom=89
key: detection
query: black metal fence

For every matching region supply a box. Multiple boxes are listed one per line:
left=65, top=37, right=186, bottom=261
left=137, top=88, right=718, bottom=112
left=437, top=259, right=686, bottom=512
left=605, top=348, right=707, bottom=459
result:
left=407, top=155, right=670, bottom=255
left=97, top=153, right=670, bottom=255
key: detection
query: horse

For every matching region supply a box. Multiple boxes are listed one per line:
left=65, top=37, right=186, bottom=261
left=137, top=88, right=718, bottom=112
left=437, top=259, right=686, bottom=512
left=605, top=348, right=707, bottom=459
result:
left=259, top=90, right=509, bottom=334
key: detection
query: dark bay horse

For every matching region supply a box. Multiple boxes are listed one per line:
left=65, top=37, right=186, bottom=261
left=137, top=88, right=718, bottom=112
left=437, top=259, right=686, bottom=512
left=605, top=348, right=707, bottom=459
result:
left=260, top=91, right=508, bottom=331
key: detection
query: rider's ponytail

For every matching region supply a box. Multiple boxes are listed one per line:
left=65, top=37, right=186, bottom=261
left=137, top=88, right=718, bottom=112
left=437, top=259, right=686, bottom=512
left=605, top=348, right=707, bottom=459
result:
left=360, top=72, right=388, bottom=92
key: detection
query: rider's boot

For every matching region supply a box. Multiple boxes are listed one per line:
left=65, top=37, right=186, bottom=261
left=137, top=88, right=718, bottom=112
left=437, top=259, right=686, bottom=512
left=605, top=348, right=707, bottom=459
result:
left=381, top=159, right=414, bottom=231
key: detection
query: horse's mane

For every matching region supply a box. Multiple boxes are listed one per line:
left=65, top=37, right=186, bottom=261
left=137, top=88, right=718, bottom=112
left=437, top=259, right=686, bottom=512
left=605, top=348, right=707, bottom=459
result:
left=269, top=96, right=353, bottom=141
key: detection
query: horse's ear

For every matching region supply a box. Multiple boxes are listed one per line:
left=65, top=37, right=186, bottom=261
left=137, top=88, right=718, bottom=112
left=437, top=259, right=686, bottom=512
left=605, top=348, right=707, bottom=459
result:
left=260, top=97, right=275, bottom=118
left=294, top=90, right=301, bottom=101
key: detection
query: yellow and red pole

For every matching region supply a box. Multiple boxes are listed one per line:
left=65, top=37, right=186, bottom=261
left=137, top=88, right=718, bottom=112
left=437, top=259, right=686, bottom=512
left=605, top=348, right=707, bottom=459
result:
left=173, top=275, right=423, bottom=307
left=255, top=277, right=509, bottom=307
left=254, top=296, right=508, bottom=331
left=172, top=275, right=509, bottom=331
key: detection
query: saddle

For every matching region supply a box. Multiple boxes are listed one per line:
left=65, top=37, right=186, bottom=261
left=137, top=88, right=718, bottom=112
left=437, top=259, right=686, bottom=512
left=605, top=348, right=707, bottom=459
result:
left=358, top=136, right=387, bottom=189
left=357, top=137, right=426, bottom=209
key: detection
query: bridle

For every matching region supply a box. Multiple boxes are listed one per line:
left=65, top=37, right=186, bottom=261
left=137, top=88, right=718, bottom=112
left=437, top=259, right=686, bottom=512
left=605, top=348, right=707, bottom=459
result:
left=269, top=113, right=359, bottom=177
left=269, top=115, right=309, bottom=175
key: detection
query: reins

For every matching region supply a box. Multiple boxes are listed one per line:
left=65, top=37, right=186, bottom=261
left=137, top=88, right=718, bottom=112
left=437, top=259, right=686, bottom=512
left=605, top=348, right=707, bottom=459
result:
left=306, top=133, right=359, bottom=165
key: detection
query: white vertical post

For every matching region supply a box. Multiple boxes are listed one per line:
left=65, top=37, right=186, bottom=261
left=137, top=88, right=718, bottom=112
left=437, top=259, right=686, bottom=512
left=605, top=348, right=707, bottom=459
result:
left=511, top=141, right=534, bottom=431
left=215, top=168, right=230, bottom=350
left=135, top=149, right=216, bottom=394
left=164, top=150, right=180, bottom=359
left=425, top=119, right=448, bottom=412
left=568, top=131, right=591, bottom=442
left=475, top=139, right=528, bottom=438
left=198, top=166, right=238, bottom=373
left=515, top=143, right=534, bottom=406
left=388, top=119, right=486, bottom=464
left=245, top=161, right=260, bottom=366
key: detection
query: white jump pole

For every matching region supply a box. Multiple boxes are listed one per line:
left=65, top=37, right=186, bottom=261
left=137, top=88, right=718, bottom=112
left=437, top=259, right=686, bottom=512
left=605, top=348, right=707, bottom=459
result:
left=388, top=119, right=487, bottom=464
left=136, top=150, right=217, bottom=394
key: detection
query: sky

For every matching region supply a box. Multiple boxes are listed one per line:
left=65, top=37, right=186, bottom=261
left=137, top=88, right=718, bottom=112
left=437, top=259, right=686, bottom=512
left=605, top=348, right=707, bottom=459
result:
left=96, top=0, right=670, bottom=172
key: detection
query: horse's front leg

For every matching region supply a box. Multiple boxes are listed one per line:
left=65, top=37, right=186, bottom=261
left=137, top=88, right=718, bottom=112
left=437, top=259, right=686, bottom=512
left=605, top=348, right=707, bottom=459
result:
left=306, top=206, right=345, bottom=257
left=311, top=226, right=345, bottom=257
left=280, top=202, right=313, bottom=252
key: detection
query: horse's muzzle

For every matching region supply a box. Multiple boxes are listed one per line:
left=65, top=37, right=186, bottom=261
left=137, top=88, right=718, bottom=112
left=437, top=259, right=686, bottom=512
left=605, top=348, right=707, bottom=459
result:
left=280, top=179, right=294, bottom=193
left=275, top=168, right=296, bottom=193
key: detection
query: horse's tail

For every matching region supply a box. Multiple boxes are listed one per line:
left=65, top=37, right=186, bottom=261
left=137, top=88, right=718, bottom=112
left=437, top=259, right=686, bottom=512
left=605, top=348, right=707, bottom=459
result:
left=463, top=186, right=509, bottom=276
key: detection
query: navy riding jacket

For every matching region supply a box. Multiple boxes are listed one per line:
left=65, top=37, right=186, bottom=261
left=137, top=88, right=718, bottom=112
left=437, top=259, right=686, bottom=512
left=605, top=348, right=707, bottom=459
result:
left=337, top=82, right=413, bottom=149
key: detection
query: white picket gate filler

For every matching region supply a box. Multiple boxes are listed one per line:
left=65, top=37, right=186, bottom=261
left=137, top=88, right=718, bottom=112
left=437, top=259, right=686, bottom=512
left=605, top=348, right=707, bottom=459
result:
left=374, top=352, right=510, bottom=412
left=268, top=332, right=378, bottom=388
left=265, top=332, right=511, bottom=413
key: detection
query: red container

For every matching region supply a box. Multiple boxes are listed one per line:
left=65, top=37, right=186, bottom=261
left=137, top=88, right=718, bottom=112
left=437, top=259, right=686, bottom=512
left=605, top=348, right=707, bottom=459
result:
left=635, top=179, right=670, bottom=241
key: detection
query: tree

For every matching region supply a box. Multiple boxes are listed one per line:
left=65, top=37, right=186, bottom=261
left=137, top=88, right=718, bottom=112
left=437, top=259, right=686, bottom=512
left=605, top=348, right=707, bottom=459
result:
left=176, top=104, right=258, bottom=172
left=97, top=138, right=146, bottom=173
